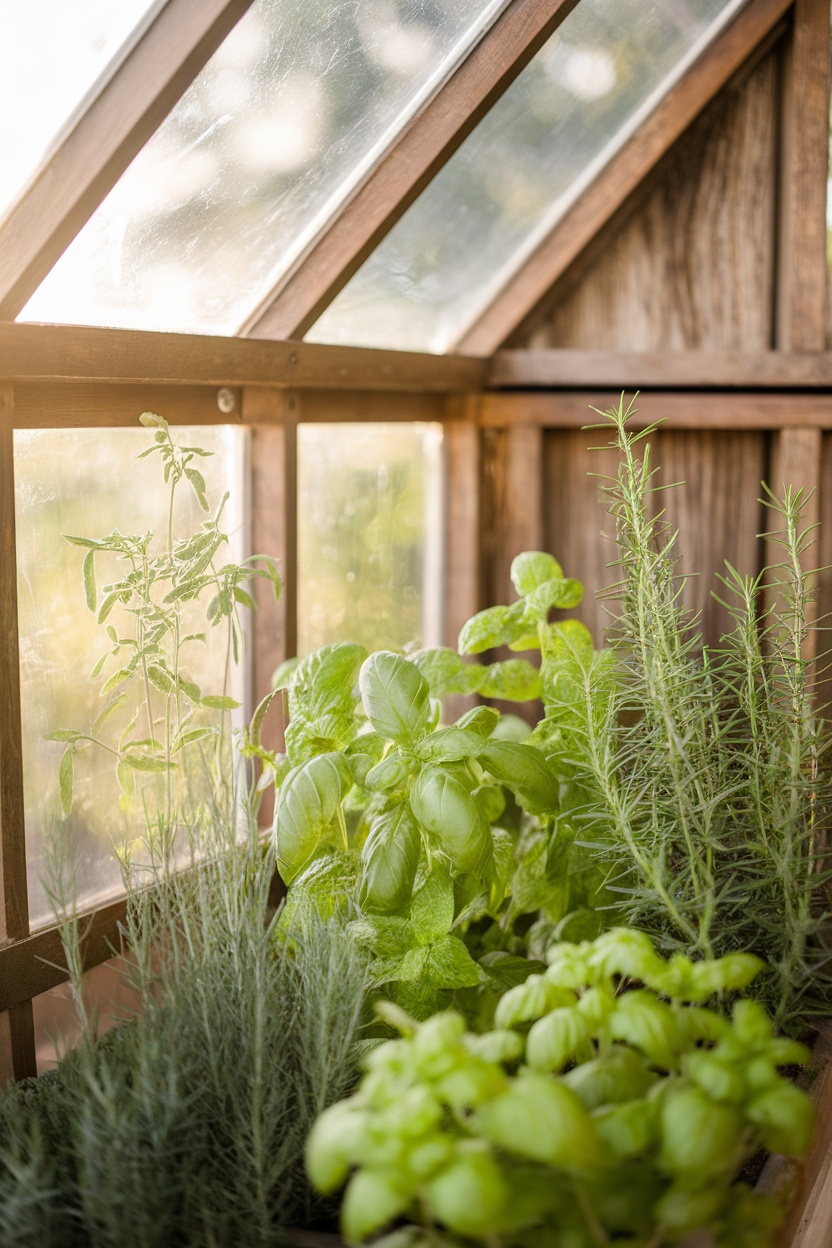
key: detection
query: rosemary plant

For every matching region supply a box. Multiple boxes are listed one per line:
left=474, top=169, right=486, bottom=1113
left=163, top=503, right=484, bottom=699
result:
left=542, top=396, right=832, bottom=1024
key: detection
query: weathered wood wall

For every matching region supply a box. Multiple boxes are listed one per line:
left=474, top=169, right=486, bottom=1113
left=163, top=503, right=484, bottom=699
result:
left=509, top=46, right=779, bottom=352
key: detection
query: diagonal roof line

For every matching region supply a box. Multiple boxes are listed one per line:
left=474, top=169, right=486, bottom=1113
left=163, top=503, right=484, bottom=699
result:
left=450, top=0, right=794, bottom=357
left=0, top=0, right=255, bottom=320
left=241, top=0, right=581, bottom=344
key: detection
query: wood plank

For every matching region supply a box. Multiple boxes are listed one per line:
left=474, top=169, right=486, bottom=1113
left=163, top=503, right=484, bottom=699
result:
left=0, top=324, right=486, bottom=393
left=775, top=0, right=831, bottom=351
left=292, top=390, right=446, bottom=425
left=0, top=898, right=127, bottom=1014
left=490, top=350, right=832, bottom=390
left=453, top=0, right=793, bottom=356
left=815, top=434, right=832, bottom=715
left=781, top=1025, right=832, bottom=1247
left=243, top=0, right=581, bottom=342
left=481, top=425, right=544, bottom=724
left=442, top=402, right=482, bottom=721
left=765, top=428, right=823, bottom=662
left=0, top=0, right=255, bottom=319
left=543, top=431, right=623, bottom=645
left=653, top=429, right=767, bottom=648
left=13, top=382, right=243, bottom=428
left=511, top=45, right=778, bottom=354
left=479, top=392, right=832, bottom=430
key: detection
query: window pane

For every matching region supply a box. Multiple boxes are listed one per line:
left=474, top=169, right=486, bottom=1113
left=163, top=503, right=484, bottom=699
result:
left=297, top=423, right=443, bottom=656
left=22, top=0, right=510, bottom=334
left=308, top=0, right=749, bottom=353
left=0, top=0, right=162, bottom=220
left=15, top=426, right=247, bottom=929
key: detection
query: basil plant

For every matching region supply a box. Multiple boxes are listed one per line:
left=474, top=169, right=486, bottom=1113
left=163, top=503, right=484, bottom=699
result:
left=264, top=553, right=603, bottom=1015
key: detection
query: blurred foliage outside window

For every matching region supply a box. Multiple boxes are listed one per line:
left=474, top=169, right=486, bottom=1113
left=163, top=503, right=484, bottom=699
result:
left=15, top=427, right=247, bottom=928
left=297, top=423, right=443, bottom=657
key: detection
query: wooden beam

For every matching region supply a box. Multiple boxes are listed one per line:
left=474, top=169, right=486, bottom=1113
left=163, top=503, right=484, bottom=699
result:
left=0, top=324, right=487, bottom=393
left=490, top=350, right=832, bottom=390
left=243, top=0, right=581, bottom=342
left=479, top=391, right=832, bottom=430
left=453, top=0, right=794, bottom=356
left=0, top=0, right=255, bottom=319
left=0, top=899, right=127, bottom=1014
left=775, top=0, right=831, bottom=351
left=0, top=383, right=37, bottom=1078
left=13, top=382, right=243, bottom=428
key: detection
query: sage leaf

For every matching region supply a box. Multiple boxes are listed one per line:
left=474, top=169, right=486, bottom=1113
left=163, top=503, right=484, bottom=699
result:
left=409, top=866, right=455, bottom=945
left=58, top=747, right=74, bottom=816
left=82, top=549, right=96, bottom=611
left=425, top=935, right=484, bottom=989
left=200, top=695, right=240, bottom=710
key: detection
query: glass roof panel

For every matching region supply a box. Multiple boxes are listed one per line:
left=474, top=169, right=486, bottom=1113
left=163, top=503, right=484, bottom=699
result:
left=0, top=0, right=161, bottom=221
left=22, top=0, right=510, bottom=333
left=307, top=0, right=750, bottom=354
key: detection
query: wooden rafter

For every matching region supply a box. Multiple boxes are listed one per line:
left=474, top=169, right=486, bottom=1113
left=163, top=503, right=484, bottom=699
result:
left=242, top=0, right=581, bottom=343
left=452, top=0, right=795, bottom=356
left=0, top=324, right=487, bottom=393
left=0, top=0, right=255, bottom=320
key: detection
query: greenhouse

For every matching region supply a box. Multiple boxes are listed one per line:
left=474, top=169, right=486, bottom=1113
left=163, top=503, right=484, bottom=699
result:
left=2, top=0, right=832, bottom=1243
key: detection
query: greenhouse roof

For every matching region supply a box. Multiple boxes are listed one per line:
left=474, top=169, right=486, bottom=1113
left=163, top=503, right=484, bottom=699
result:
left=1, top=0, right=789, bottom=356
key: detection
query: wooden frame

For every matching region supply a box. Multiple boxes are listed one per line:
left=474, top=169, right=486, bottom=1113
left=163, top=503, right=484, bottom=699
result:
left=241, top=0, right=581, bottom=342
left=451, top=0, right=795, bottom=356
left=0, top=0, right=256, bottom=320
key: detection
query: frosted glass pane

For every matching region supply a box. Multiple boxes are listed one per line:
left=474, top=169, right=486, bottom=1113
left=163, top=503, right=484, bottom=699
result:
left=33, top=957, right=141, bottom=1074
left=309, top=0, right=749, bottom=353
left=0, top=0, right=160, bottom=220
left=15, top=426, right=247, bottom=929
left=298, top=423, right=443, bottom=656
left=23, top=0, right=509, bottom=334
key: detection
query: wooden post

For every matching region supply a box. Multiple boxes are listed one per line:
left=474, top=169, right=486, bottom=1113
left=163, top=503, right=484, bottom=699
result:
left=0, top=384, right=37, bottom=1080
left=243, top=388, right=298, bottom=826
left=443, top=398, right=482, bottom=720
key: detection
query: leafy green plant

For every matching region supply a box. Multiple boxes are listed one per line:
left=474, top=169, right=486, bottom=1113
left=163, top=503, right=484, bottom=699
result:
left=265, top=556, right=604, bottom=1018
left=0, top=817, right=370, bottom=1248
left=307, top=928, right=813, bottom=1248
left=530, top=398, right=832, bottom=1024
left=46, top=412, right=280, bottom=835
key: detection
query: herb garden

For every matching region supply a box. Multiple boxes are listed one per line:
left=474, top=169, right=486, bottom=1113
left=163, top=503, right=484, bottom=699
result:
left=3, top=0, right=832, bottom=1246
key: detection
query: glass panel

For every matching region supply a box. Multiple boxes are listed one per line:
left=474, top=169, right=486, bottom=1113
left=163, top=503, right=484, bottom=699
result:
left=22, top=0, right=510, bottom=334
left=297, top=423, right=443, bottom=656
left=308, top=0, right=749, bottom=353
left=33, top=956, right=142, bottom=1075
left=15, top=426, right=247, bottom=929
left=0, top=0, right=162, bottom=220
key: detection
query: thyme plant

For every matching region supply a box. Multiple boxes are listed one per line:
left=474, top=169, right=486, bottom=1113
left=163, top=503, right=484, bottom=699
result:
left=539, top=397, right=832, bottom=1024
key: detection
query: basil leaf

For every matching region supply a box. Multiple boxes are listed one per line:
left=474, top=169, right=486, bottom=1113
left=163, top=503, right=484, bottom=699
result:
left=425, top=935, right=485, bottom=989
left=510, top=551, right=564, bottom=596
left=455, top=706, right=500, bottom=738
left=479, top=741, right=559, bottom=815
left=410, top=767, right=492, bottom=877
left=273, top=752, right=351, bottom=884
left=458, top=601, right=527, bottom=655
left=477, top=658, right=541, bottom=702
left=417, top=726, right=486, bottom=763
left=289, top=643, right=366, bottom=721
left=360, top=805, right=420, bottom=914
left=360, top=651, right=430, bottom=745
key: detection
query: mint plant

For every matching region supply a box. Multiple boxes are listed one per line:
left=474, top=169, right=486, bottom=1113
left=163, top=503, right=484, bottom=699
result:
left=307, top=929, right=813, bottom=1248
left=47, top=413, right=280, bottom=837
